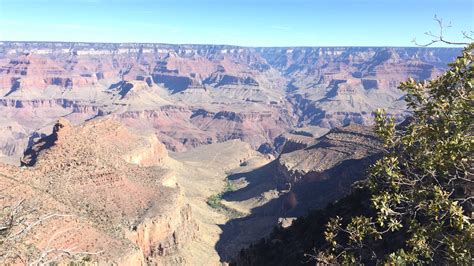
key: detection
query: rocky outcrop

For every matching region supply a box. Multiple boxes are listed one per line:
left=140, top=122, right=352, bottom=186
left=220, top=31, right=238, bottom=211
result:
left=204, top=73, right=259, bottom=87
left=274, top=124, right=382, bottom=215
left=0, top=98, right=104, bottom=115
left=20, top=117, right=72, bottom=166
left=274, top=126, right=329, bottom=155
left=128, top=195, right=198, bottom=264
left=277, top=124, right=381, bottom=184
left=277, top=134, right=314, bottom=154
left=122, top=133, right=168, bottom=167
left=1, top=118, right=197, bottom=264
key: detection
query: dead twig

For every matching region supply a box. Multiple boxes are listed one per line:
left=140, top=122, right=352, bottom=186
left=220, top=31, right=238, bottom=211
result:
left=412, top=15, right=472, bottom=46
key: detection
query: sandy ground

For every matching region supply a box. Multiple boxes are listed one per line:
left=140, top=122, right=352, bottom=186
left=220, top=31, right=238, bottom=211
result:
left=170, top=140, right=280, bottom=264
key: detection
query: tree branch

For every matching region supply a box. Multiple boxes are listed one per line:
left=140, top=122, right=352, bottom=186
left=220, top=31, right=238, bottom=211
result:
left=412, top=15, right=471, bottom=46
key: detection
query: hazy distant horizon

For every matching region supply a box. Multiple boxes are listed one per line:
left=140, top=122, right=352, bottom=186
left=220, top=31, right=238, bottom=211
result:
left=0, top=0, right=472, bottom=47
left=0, top=40, right=466, bottom=49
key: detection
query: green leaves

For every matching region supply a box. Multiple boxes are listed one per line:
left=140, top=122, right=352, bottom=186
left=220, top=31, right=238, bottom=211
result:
left=324, top=216, right=342, bottom=249
left=374, top=109, right=396, bottom=148
left=321, top=44, right=474, bottom=264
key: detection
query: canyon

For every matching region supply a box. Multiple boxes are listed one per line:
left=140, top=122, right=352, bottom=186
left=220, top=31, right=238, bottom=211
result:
left=0, top=42, right=461, bottom=264
left=0, top=117, right=383, bottom=264
left=0, top=42, right=459, bottom=163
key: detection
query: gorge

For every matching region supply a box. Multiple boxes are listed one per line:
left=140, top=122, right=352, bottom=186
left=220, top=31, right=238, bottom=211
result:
left=0, top=41, right=461, bottom=264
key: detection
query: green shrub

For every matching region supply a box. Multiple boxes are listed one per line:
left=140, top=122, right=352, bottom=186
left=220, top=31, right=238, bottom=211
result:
left=320, top=44, right=473, bottom=264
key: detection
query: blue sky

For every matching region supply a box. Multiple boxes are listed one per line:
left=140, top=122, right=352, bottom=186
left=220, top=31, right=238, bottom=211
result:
left=0, top=0, right=472, bottom=46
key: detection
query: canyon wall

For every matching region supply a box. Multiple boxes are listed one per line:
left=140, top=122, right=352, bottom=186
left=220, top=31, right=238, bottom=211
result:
left=0, top=42, right=459, bottom=164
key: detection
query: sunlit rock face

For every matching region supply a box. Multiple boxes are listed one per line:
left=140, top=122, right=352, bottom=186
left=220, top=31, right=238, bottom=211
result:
left=0, top=117, right=198, bottom=264
left=0, top=42, right=460, bottom=164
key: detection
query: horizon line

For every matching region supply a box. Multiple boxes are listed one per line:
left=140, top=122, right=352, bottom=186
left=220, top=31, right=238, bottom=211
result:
left=0, top=40, right=464, bottom=49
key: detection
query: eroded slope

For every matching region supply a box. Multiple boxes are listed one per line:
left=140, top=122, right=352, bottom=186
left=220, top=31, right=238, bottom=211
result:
left=0, top=118, right=197, bottom=265
left=0, top=42, right=459, bottom=164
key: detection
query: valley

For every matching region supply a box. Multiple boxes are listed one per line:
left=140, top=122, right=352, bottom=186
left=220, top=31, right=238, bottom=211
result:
left=0, top=42, right=459, bottom=163
left=0, top=117, right=384, bottom=264
left=0, top=42, right=463, bottom=264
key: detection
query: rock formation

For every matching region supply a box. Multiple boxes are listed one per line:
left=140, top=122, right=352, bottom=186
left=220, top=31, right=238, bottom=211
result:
left=275, top=124, right=382, bottom=215
left=0, top=118, right=197, bottom=264
left=0, top=42, right=460, bottom=164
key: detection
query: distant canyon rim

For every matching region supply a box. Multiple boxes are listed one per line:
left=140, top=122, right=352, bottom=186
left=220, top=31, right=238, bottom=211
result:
left=0, top=41, right=460, bottom=165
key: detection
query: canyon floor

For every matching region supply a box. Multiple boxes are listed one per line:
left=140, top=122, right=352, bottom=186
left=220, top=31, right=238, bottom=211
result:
left=170, top=140, right=275, bottom=264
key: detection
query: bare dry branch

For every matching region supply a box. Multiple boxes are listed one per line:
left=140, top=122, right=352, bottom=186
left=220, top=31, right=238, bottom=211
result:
left=462, top=31, right=474, bottom=41
left=8, top=213, right=74, bottom=241
left=412, top=15, right=471, bottom=47
left=1, top=199, right=84, bottom=265
left=30, top=247, right=104, bottom=266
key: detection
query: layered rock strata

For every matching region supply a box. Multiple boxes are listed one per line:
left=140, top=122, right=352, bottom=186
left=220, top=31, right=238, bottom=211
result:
left=0, top=118, right=197, bottom=264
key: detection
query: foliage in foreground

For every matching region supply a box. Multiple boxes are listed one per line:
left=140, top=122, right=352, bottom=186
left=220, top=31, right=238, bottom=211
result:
left=318, top=44, right=474, bottom=264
